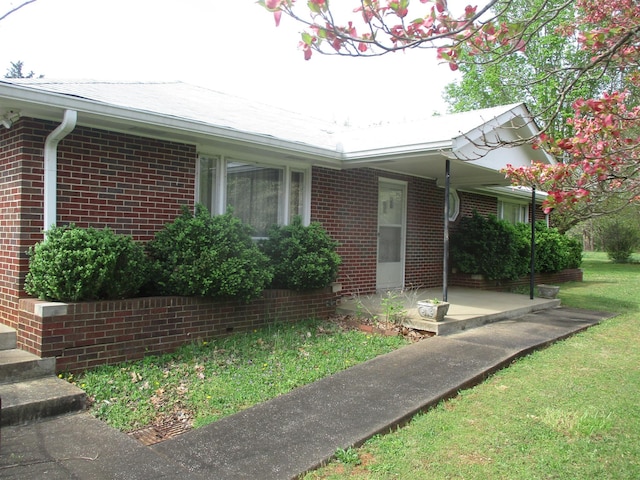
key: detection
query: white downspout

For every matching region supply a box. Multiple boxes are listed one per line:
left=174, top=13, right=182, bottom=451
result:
left=44, top=110, right=77, bottom=231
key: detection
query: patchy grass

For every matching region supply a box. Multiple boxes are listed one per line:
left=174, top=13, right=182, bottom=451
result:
left=67, top=318, right=409, bottom=432
left=306, top=252, right=640, bottom=479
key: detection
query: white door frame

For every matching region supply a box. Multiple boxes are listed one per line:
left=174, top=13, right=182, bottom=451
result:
left=376, top=178, right=408, bottom=290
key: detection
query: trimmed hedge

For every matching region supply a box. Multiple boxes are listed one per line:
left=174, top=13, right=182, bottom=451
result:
left=516, top=222, right=583, bottom=272
left=25, top=209, right=343, bottom=303
left=451, top=211, right=582, bottom=281
left=451, top=212, right=529, bottom=281
left=25, top=225, right=148, bottom=302
left=260, top=216, right=341, bottom=290
left=145, top=205, right=273, bottom=302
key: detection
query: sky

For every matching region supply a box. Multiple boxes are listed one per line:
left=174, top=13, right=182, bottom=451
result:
left=0, top=0, right=461, bottom=126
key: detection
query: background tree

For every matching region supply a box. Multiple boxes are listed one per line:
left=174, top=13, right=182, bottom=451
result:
left=5, top=60, right=42, bottom=79
left=443, top=0, right=598, bottom=140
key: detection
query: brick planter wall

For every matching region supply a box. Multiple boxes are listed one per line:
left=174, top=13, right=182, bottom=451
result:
left=18, top=288, right=339, bottom=373
left=450, top=269, right=583, bottom=291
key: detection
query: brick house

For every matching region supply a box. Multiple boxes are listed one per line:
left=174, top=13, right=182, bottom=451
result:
left=0, top=79, right=557, bottom=370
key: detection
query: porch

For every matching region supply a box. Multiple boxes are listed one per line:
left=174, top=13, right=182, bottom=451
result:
left=337, top=287, right=561, bottom=335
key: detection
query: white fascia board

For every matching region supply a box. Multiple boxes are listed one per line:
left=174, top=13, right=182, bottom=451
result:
left=341, top=140, right=453, bottom=163
left=451, top=104, right=549, bottom=160
left=0, top=83, right=344, bottom=164
left=476, top=185, right=549, bottom=202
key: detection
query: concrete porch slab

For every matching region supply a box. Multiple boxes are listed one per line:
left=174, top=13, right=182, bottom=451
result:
left=337, top=287, right=561, bottom=335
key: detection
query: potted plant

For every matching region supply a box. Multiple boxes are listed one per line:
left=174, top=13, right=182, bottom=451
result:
left=417, top=298, right=450, bottom=322
left=537, top=284, right=560, bottom=299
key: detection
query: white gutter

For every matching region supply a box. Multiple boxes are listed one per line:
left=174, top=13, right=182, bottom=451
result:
left=44, top=109, right=77, bottom=230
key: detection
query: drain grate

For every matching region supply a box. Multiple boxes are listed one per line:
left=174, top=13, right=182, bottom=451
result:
left=129, top=422, right=191, bottom=446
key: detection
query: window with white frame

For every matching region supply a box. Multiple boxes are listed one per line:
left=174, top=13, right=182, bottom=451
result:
left=197, top=156, right=308, bottom=237
left=498, top=200, right=529, bottom=224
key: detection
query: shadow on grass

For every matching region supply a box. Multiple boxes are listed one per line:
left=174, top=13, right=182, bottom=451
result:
left=561, top=287, right=639, bottom=313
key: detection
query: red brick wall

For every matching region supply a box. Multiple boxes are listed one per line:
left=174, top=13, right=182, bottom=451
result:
left=311, top=167, right=378, bottom=295
left=56, top=123, right=195, bottom=241
left=405, top=174, right=445, bottom=289
left=0, top=118, right=197, bottom=330
left=0, top=120, right=46, bottom=332
left=456, top=190, right=497, bottom=220
left=19, top=288, right=338, bottom=373
left=450, top=269, right=583, bottom=290
left=310, top=167, right=445, bottom=295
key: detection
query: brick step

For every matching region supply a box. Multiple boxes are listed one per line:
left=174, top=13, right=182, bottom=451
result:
left=0, top=349, right=56, bottom=384
left=0, top=376, right=87, bottom=426
left=0, top=324, right=17, bottom=351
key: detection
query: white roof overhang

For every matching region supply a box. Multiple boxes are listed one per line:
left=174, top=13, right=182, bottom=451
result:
left=0, top=81, right=554, bottom=190
left=0, top=82, right=344, bottom=169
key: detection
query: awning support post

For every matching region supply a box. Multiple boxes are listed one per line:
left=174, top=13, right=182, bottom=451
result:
left=530, top=186, right=536, bottom=300
left=443, top=159, right=450, bottom=302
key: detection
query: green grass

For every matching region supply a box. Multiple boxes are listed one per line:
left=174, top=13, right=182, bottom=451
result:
left=307, top=252, right=640, bottom=479
left=68, top=318, right=409, bottom=432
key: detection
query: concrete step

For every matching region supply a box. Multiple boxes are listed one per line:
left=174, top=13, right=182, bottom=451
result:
left=0, top=324, right=17, bottom=351
left=0, top=376, right=87, bottom=426
left=0, top=348, right=56, bottom=384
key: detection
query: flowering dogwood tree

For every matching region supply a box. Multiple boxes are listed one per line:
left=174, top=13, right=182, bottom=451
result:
left=260, top=0, right=640, bottom=217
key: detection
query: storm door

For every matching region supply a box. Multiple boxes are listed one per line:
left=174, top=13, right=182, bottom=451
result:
left=376, top=180, right=407, bottom=290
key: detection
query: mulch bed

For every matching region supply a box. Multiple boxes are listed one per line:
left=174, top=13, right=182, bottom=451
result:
left=329, top=313, right=435, bottom=342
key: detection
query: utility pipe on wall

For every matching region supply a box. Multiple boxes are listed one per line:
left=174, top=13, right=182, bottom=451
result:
left=44, top=110, right=77, bottom=231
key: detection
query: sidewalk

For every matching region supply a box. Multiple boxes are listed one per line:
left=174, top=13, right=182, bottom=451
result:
left=0, top=306, right=614, bottom=480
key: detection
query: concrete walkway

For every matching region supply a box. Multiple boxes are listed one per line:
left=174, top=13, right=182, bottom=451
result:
left=0, top=303, right=614, bottom=480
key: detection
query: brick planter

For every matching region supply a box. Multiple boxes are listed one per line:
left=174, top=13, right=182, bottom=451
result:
left=450, top=269, right=583, bottom=291
left=18, top=288, right=338, bottom=373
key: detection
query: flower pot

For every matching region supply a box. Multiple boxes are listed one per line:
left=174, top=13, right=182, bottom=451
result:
left=417, top=300, right=450, bottom=322
left=537, top=284, right=560, bottom=299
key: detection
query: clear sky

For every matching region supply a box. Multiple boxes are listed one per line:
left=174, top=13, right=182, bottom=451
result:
left=0, top=0, right=460, bottom=126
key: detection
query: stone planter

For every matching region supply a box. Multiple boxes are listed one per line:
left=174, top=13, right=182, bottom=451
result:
left=537, top=284, right=560, bottom=299
left=417, top=300, right=450, bottom=322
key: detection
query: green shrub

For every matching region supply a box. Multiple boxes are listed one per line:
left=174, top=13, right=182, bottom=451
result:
left=259, top=217, right=341, bottom=290
left=451, top=211, right=529, bottom=281
left=146, top=205, right=273, bottom=302
left=601, top=220, right=640, bottom=263
left=515, top=222, right=583, bottom=273
left=564, top=234, right=583, bottom=269
left=25, top=225, right=148, bottom=302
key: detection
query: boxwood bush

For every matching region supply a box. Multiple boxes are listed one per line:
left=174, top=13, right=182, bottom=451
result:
left=25, top=225, right=148, bottom=302
left=260, top=216, right=341, bottom=290
left=451, top=211, right=529, bottom=281
left=451, top=212, right=582, bottom=281
left=515, top=221, right=583, bottom=272
left=145, top=205, right=273, bottom=302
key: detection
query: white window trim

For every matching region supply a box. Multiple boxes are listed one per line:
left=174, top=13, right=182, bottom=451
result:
left=498, top=199, right=530, bottom=224
left=196, top=154, right=311, bottom=228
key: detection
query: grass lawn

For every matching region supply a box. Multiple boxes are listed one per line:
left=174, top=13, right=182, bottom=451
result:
left=68, top=317, right=410, bottom=432
left=307, top=251, right=640, bottom=479
left=68, top=251, right=640, bottom=479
